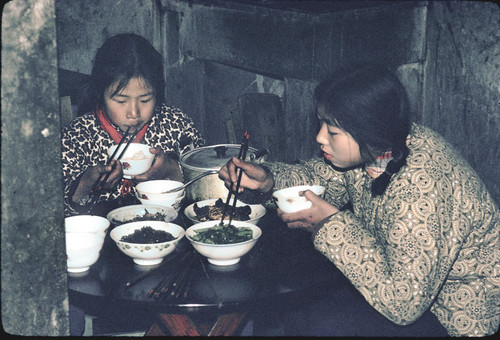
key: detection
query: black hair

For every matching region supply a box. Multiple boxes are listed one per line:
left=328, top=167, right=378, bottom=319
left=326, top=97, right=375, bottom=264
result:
left=314, top=63, right=411, bottom=196
left=81, top=33, right=165, bottom=112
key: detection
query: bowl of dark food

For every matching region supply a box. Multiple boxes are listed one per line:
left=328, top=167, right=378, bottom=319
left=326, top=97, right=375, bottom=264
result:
left=183, top=198, right=266, bottom=225
left=110, top=221, right=185, bottom=265
left=185, top=220, right=262, bottom=266
left=107, top=143, right=155, bottom=178
left=106, top=204, right=178, bottom=226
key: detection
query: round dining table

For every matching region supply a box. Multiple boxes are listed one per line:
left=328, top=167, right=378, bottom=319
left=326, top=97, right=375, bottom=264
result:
left=68, top=207, right=344, bottom=336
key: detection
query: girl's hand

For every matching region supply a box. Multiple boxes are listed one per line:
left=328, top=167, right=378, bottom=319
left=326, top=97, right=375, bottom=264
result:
left=72, top=160, right=123, bottom=202
left=277, top=189, right=339, bottom=233
left=132, top=147, right=183, bottom=182
left=218, top=157, right=274, bottom=193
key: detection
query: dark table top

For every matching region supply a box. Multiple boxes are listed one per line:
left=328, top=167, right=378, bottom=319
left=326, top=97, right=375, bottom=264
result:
left=68, top=209, right=343, bottom=317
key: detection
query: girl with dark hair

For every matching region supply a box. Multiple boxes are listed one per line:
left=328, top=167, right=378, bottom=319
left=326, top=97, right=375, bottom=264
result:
left=61, top=34, right=204, bottom=216
left=218, top=64, right=499, bottom=336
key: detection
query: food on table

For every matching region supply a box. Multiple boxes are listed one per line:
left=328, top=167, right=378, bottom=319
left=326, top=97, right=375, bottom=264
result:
left=122, top=150, right=148, bottom=161
left=112, top=210, right=169, bottom=224
left=193, top=198, right=251, bottom=221
left=190, top=223, right=253, bottom=244
left=120, top=226, right=175, bottom=243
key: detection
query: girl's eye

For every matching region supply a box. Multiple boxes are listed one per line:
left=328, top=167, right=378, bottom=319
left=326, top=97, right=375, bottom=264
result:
left=115, top=100, right=126, bottom=104
left=140, top=98, right=153, bottom=103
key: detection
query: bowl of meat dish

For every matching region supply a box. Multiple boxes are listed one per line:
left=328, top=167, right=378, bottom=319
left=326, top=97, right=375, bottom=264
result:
left=272, top=185, right=325, bottom=213
left=65, top=215, right=110, bottom=238
left=135, top=180, right=185, bottom=200
left=110, top=221, right=185, bottom=265
left=106, top=204, right=178, bottom=226
left=65, top=232, right=105, bottom=273
left=107, top=143, right=155, bottom=178
left=183, top=198, right=266, bottom=226
left=185, top=220, right=262, bottom=266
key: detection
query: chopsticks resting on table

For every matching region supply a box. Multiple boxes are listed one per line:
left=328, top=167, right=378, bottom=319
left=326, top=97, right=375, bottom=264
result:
left=220, top=131, right=250, bottom=226
left=90, top=127, right=139, bottom=195
left=147, top=250, right=198, bottom=301
left=125, top=250, right=183, bottom=288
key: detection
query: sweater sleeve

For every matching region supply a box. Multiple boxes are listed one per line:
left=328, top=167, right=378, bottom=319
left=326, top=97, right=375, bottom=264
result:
left=60, top=116, right=115, bottom=215
left=264, top=157, right=351, bottom=209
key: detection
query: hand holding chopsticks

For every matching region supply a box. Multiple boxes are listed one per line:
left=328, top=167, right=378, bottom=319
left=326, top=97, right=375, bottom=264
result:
left=220, top=131, right=250, bottom=225
left=90, top=127, right=139, bottom=196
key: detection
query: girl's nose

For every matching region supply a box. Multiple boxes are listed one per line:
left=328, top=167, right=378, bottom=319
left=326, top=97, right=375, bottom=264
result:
left=316, top=122, right=328, bottom=145
left=127, top=101, right=140, bottom=119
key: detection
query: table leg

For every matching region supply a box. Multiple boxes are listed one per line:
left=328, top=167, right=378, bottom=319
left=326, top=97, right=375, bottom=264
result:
left=145, top=313, right=248, bottom=336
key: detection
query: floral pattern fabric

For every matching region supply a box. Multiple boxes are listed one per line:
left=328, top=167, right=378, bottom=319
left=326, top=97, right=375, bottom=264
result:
left=61, top=104, right=204, bottom=216
left=264, top=123, right=499, bottom=336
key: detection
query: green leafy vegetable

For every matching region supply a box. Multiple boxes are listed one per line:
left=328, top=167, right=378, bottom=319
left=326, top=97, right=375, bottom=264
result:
left=191, top=224, right=253, bottom=244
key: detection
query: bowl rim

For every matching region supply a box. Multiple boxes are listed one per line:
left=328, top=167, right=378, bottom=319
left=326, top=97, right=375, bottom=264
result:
left=108, top=142, right=153, bottom=154
left=106, top=204, right=179, bottom=224
left=185, top=221, right=262, bottom=247
left=110, top=220, right=185, bottom=246
left=65, top=214, right=111, bottom=229
left=272, top=184, right=325, bottom=198
left=183, top=198, right=266, bottom=223
left=135, top=179, right=184, bottom=192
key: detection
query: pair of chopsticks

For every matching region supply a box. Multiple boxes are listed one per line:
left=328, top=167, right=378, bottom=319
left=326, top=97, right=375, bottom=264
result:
left=90, top=127, right=139, bottom=195
left=148, top=250, right=198, bottom=301
left=220, top=131, right=250, bottom=226
left=125, top=249, right=184, bottom=288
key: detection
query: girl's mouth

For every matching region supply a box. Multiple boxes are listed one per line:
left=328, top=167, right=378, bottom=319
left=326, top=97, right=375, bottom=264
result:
left=323, top=152, right=332, bottom=161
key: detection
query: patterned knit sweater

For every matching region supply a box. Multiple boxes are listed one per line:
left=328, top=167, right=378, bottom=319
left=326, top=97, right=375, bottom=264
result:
left=61, top=104, right=205, bottom=216
left=264, top=123, right=499, bottom=336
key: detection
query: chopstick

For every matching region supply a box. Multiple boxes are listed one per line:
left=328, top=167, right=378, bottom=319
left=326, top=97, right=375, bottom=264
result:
left=220, top=131, right=249, bottom=225
left=90, top=127, right=131, bottom=194
left=91, top=127, right=140, bottom=195
left=148, top=250, right=196, bottom=299
left=159, top=253, right=198, bottom=301
left=124, top=250, right=182, bottom=288
left=227, top=136, right=249, bottom=226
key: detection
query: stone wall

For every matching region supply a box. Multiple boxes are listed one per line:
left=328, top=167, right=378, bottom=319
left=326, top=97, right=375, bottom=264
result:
left=1, top=0, right=69, bottom=335
left=55, top=0, right=160, bottom=75
left=423, top=1, right=500, bottom=203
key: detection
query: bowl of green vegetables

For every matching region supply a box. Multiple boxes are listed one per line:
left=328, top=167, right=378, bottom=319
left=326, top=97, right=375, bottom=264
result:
left=185, top=220, right=262, bottom=266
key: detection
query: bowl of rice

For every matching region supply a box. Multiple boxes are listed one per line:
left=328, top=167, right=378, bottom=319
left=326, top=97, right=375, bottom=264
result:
left=107, top=143, right=155, bottom=178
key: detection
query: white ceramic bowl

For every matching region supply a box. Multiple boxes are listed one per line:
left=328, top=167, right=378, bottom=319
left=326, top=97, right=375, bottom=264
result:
left=65, top=215, right=110, bottom=238
left=65, top=233, right=104, bottom=273
left=110, top=221, right=185, bottom=265
left=186, top=220, right=262, bottom=266
left=183, top=198, right=266, bottom=225
left=272, top=185, right=325, bottom=213
left=107, top=143, right=155, bottom=178
left=135, top=180, right=185, bottom=200
left=136, top=192, right=185, bottom=212
left=107, top=204, right=178, bottom=226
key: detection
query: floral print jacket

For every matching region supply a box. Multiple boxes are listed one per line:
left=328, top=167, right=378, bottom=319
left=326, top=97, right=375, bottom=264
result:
left=61, top=104, right=204, bottom=216
left=264, top=123, right=499, bottom=336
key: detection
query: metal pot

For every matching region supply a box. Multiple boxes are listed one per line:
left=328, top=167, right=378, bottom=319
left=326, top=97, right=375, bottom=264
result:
left=179, top=144, right=267, bottom=203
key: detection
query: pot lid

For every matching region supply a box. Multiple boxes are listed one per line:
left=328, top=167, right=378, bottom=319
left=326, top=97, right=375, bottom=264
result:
left=180, top=144, right=258, bottom=171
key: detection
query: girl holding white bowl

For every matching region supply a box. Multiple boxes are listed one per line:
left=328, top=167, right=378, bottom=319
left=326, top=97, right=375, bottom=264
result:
left=218, top=64, right=499, bottom=337
left=61, top=34, right=204, bottom=216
